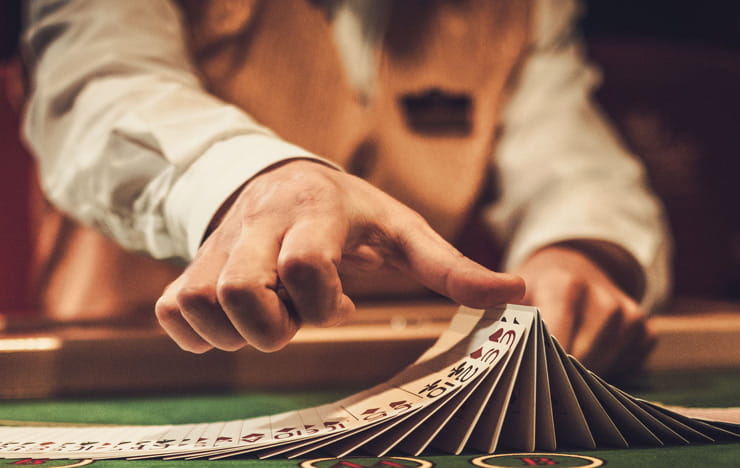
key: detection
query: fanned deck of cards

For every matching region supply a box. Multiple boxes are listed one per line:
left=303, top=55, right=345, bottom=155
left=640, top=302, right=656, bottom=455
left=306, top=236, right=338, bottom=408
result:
left=1, top=304, right=738, bottom=460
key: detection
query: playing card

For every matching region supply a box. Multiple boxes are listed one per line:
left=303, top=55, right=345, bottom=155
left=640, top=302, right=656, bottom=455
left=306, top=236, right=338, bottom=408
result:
left=541, top=326, right=595, bottom=449
left=584, top=369, right=690, bottom=445
left=361, top=391, right=460, bottom=456
left=533, top=315, right=556, bottom=450
left=457, top=306, right=536, bottom=453
left=551, top=336, right=627, bottom=448
left=124, top=424, right=202, bottom=459
left=638, top=401, right=740, bottom=441
left=568, top=357, right=657, bottom=447
left=401, top=343, right=513, bottom=455
left=424, top=345, right=514, bottom=454
left=2, top=304, right=738, bottom=460
left=631, top=399, right=716, bottom=443
left=497, top=316, right=538, bottom=451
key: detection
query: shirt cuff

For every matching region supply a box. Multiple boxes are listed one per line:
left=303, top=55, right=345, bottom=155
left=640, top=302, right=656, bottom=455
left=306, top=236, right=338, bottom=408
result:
left=165, top=133, right=342, bottom=260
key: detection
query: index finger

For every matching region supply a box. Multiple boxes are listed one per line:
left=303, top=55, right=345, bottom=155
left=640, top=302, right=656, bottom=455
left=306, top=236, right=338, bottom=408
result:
left=391, top=215, right=525, bottom=308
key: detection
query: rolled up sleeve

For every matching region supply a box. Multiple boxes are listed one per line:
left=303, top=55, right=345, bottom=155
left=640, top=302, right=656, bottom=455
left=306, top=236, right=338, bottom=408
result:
left=22, top=0, right=334, bottom=261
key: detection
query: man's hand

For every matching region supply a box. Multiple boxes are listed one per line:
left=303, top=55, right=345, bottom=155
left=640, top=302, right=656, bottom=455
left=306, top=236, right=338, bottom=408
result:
left=513, top=245, right=655, bottom=377
left=155, top=160, right=525, bottom=353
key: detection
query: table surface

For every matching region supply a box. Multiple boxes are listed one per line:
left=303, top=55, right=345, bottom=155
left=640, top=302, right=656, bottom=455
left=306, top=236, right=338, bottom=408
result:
left=3, top=298, right=740, bottom=399
left=1, top=369, right=739, bottom=467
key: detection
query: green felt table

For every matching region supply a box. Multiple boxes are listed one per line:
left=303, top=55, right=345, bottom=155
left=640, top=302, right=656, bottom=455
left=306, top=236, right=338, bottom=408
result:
left=1, top=370, right=739, bottom=468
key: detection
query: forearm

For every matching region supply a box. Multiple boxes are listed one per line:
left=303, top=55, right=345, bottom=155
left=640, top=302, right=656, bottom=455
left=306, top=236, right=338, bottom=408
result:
left=22, top=0, right=324, bottom=260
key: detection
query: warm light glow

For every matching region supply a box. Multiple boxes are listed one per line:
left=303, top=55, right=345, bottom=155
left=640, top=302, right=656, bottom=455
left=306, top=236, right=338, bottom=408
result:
left=0, top=336, right=62, bottom=352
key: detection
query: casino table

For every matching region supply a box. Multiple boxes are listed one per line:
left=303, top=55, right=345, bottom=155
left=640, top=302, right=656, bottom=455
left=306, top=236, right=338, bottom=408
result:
left=1, top=299, right=739, bottom=467
left=1, top=369, right=739, bottom=467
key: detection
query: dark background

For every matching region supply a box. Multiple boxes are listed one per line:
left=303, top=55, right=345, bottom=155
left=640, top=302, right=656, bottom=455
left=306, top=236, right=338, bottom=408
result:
left=3, top=1, right=740, bottom=58
left=582, top=0, right=740, bottom=51
left=581, top=0, right=740, bottom=299
left=0, top=0, right=21, bottom=60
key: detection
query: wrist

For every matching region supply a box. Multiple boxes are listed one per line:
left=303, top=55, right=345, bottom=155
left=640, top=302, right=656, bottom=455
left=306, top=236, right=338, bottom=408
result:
left=548, top=240, right=646, bottom=301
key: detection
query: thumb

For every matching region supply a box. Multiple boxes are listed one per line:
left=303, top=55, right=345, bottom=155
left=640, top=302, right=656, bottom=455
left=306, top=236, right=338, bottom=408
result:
left=393, top=220, right=525, bottom=308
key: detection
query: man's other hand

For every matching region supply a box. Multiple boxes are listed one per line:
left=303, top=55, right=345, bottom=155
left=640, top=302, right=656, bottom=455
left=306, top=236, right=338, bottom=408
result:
left=513, top=245, right=655, bottom=377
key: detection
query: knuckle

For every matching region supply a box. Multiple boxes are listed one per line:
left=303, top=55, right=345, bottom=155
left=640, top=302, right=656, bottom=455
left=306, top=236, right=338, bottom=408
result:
left=279, top=252, right=333, bottom=283
left=218, top=284, right=296, bottom=351
left=175, top=284, right=217, bottom=311
left=216, top=277, right=263, bottom=310
left=246, top=316, right=296, bottom=352
left=154, top=298, right=180, bottom=324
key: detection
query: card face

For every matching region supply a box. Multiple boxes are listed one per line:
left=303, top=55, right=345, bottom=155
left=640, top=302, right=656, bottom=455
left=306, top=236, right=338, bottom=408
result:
left=466, top=334, right=527, bottom=453
left=403, top=307, right=532, bottom=455
left=281, top=413, right=403, bottom=459
left=498, top=320, right=538, bottom=451
left=453, top=306, right=535, bottom=454
left=402, top=344, right=511, bottom=455
left=1, top=304, right=738, bottom=460
left=363, top=391, right=459, bottom=456
left=427, top=348, right=513, bottom=455
left=321, top=405, right=424, bottom=458
left=125, top=424, right=201, bottom=459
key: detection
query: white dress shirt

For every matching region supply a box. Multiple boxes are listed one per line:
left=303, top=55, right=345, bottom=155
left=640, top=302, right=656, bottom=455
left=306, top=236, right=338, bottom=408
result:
left=21, top=0, right=671, bottom=310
